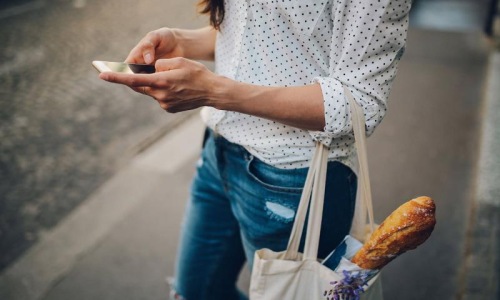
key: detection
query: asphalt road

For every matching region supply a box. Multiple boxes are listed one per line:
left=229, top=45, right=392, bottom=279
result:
left=0, top=0, right=206, bottom=272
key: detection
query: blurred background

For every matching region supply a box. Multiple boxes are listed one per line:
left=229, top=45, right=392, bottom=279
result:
left=0, top=0, right=499, bottom=299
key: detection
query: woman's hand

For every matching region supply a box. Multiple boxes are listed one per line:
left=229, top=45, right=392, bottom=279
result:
left=100, top=56, right=326, bottom=130
left=99, top=57, right=227, bottom=113
left=100, top=27, right=220, bottom=112
left=125, top=27, right=184, bottom=65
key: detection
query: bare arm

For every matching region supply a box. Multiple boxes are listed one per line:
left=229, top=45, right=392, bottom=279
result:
left=102, top=0, right=411, bottom=136
left=114, top=26, right=325, bottom=131
left=212, top=78, right=325, bottom=131
left=171, top=26, right=217, bottom=61
left=100, top=57, right=326, bottom=131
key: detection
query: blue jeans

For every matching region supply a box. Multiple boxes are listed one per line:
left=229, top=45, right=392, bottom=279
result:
left=172, top=129, right=357, bottom=300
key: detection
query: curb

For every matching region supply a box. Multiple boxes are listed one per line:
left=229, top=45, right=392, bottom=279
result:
left=461, top=52, right=500, bottom=299
left=0, top=115, right=205, bottom=300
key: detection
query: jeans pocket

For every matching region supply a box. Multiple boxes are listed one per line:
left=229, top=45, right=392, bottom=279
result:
left=245, top=155, right=306, bottom=194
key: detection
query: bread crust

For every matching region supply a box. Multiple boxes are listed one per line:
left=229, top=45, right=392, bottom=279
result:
left=351, top=196, right=436, bottom=270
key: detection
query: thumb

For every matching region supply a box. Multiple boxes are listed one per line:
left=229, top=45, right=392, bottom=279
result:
left=142, top=41, right=155, bottom=64
left=125, top=39, right=156, bottom=64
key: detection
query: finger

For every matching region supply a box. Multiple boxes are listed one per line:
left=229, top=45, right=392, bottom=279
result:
left=155, top=57, right=191, bottom=72
left=99, top=72, right=157, bottom=87
left=141, top=41, right=155, bottom=64
left=141, top=31, right=165, bottom=64
left=131, top=86, right=148, bottom=95
left=131, top=87, right=142, bottom=93
left=100, top=69, right=187, bottom=89
left=125, top=46, right=146, bottom=64
left=125, top=41, right=155, bottom=64
left=125, top=32, right=160, bottom=64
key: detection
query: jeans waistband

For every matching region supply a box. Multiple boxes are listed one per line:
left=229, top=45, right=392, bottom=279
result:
left=205, top=128, right=249, bottom=157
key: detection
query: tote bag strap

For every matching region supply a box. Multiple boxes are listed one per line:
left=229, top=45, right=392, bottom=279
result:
left=284, top=85, right=375, bottom=260
left=303, top=143, right=329, bottom=259
left=345, top=86, right=376, bottom=236
left=284, top=143, right=323, bottom=260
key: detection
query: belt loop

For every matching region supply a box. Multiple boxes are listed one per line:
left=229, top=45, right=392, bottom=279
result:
left=243, top=148, right=253, bottom=162
left=201, top=127, right=210, bottom=149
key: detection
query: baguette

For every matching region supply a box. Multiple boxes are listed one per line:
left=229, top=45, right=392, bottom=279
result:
left=351, top=196, right=436, bottom=270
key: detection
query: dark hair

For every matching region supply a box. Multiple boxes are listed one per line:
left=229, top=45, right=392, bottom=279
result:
left=197, top=0, right=225, bottom=30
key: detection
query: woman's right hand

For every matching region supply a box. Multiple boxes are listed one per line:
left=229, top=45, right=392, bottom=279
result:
left=125, top=28, right=184, bottom=65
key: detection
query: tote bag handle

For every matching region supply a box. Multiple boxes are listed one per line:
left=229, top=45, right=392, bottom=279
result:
left=285, top=85, right=375, bottom=260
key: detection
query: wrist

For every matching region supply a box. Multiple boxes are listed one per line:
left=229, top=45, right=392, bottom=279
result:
left=207, top=78, right=274, bottom=114
left=206, top=75, right=237, bottom=110
left=170, top=27, right=215, bottom=61
left=169, top=28, right=187, bottom=57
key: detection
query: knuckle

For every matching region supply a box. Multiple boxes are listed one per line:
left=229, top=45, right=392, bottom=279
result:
left=154, top=59, right=163, bottom=69
left=129, top=78, right=138, bottom=86
left=152, top=93, right=161, bottom=101
left=144, top=32, right=158, bottom=46
left=153, top=77, right=165, bottom=88
left=192, top=66, right=203, bottom=75
left=146, top=30, right=157, bottom=38
left=174, top=57, right=186, bottom=65
left=154, top=91, right=168, bottom=101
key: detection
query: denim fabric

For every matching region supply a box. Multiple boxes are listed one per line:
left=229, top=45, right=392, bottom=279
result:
left=172, top=129, right=357, bottom=300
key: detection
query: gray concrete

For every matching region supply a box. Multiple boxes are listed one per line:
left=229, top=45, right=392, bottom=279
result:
left=461, top=52, right=500, bottom=300
left=367, top=29, right=490, bottom=300
left=0, top=115, right=207, bottom=300
left=475, top=53, right=500, bottom=207
left=1, top=1, right=498, bottom=300
left=0, top=0, right=205, bottom=271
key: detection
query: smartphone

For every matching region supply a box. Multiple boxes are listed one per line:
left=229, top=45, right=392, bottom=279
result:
left=92, top=61, right=155, bottom=74
left=322, top=235, right=363, bottom=271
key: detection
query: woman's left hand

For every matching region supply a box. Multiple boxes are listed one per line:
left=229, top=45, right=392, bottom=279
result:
left=99, top=58, right=223, bottom=113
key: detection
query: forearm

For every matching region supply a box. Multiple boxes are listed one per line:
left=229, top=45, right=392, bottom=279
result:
left=212, top=78, right=326, bottom=131
left=172, top=26, right=217, bottom=61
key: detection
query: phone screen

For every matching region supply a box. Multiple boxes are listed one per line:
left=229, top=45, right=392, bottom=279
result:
left=92, top=61, right=155, bottom=74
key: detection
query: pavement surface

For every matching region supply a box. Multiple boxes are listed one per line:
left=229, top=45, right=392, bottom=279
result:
left=1, top=0, right=499, bottom=300
left=0, top=0, right=207, bottom=272
left=461, top=52, right=500, bottom=300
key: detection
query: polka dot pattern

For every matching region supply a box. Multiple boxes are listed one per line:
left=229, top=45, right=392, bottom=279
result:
left=201, top=0, right=412, bottom=169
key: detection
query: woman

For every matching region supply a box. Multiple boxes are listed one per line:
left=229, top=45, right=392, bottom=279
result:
left=99, top=0, right=411, bottom=299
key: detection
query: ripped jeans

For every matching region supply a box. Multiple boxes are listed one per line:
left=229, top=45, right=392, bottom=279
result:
left=171, top=129, right=357, bottom=300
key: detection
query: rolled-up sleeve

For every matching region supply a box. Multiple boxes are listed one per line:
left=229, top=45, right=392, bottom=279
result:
left=310, top=0, right=412, bottom=146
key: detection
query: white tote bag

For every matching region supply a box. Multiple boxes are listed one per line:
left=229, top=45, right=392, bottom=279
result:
left=249, top=86, right=384, bottom=300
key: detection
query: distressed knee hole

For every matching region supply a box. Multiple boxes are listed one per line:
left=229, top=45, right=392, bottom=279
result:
left=167, top=277, right=186, bottom=300
left=196, top=157, right=204, bottom=168
left=265, top=201, right=295, bottom=222
left=170, top=291, right=186, bottom=300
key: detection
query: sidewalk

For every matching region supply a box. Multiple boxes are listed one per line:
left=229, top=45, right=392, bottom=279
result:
left=0, top=29, right=497, bottom=300
left=460, top=52, right=500, bottom=299
left=0, top=115, right=239, bottom=300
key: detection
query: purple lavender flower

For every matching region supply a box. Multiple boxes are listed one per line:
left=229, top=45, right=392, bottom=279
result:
left=325, top=270, right=372, bottom=300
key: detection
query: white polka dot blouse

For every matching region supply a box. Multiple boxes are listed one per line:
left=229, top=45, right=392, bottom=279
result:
left=201, top=0, right=412, bottom=169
